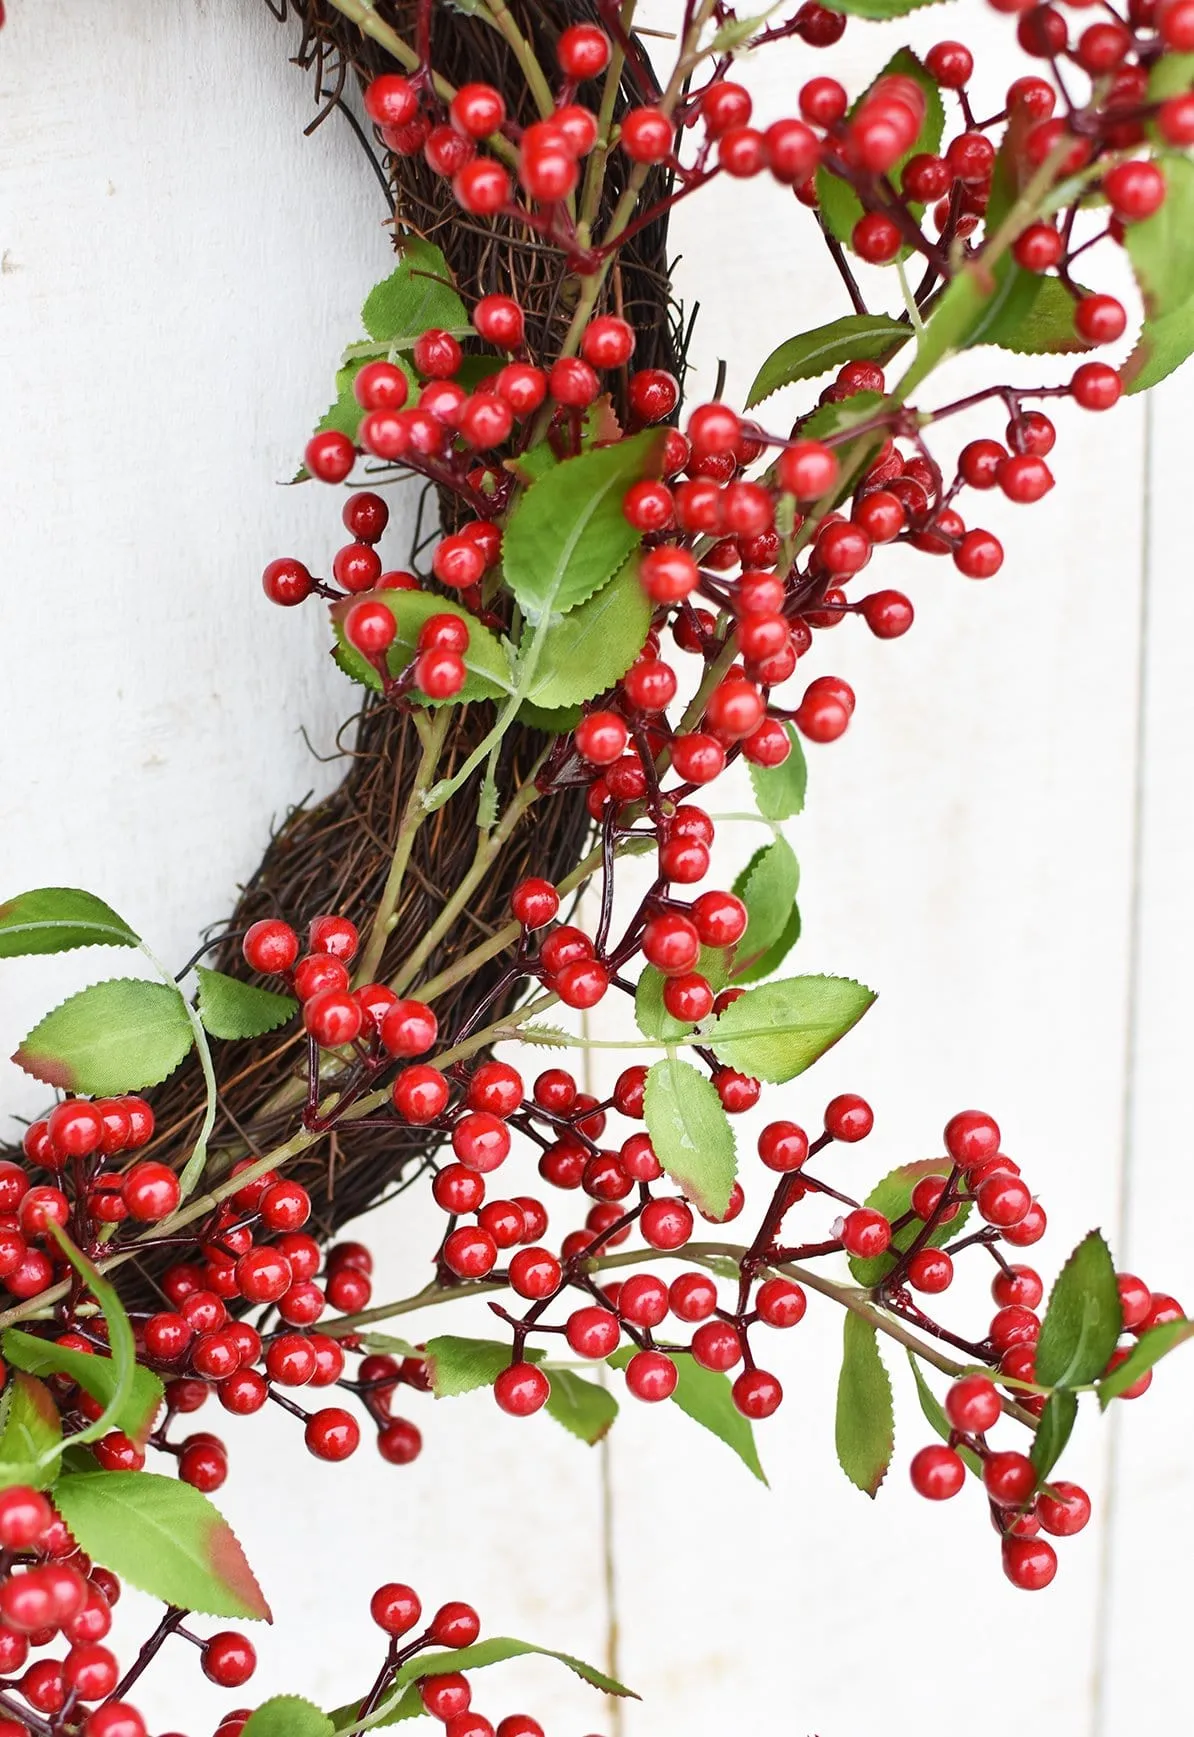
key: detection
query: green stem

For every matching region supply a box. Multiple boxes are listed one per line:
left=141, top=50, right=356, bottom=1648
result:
left=577, top=0, right=637, bottom=246
left=324, top=0, right=519, bottom=167
left=391, top=764, right=545, bottom=995
left=482, top=0, right=557, bottom=121
left=324, top=1238, right=1038, bottom=1430
left=356, top=708, right=451, bottom=985
left=139, top=944, right=217, bottom=1201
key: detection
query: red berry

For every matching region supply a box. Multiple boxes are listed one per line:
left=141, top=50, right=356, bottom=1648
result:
left=945, top=1374, right=1000, bottom=1434
left=624, top=1349, right=678, bottom=1401
left=305, top=1407, right=360, bottom=1461
left=242, top=919, right=299, bottom=975
left=841, top=1208, right=891, bottom=1260
left=306, top=430, right=355, bottom=483
left=512, top=878, right=560, bottom=929
left=824, top=1094, right=873, bottom=1142
left=984, top=1450, right=1036, bottom=1506
left=494, top=1362, right=550, bottom=1416
left=910, top=1443, right=965, bottom=1499
left=621, top=107, right=673, bottom=164
left=1002, top=1535, right=1057, bottom=1591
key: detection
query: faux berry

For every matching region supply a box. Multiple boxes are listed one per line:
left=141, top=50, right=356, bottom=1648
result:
left=305, top=1408, right=360, bottom=1461
left=910, top=1444, right=965, bottom=1499
left=494, top=1362, right=550, bottom=1416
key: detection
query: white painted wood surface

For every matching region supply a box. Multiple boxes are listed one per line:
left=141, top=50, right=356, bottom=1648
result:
left=1, top=5, right=1190, bottom=1733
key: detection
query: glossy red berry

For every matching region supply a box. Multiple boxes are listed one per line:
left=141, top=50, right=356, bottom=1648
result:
left=494, top=1362, right=550, bottom=1416
left=242, top=919, right=299, bottom=975
left=305, top=1407, right=360, bottom=1461
left=1002, top=1535, right=1057, bottom=1591
left=824, top=1094, right=873, bottom=1142
left=910, top=1443, right=965, bottom=1499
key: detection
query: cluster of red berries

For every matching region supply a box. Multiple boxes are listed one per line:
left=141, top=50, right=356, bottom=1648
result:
left=6, top=1099, right=166, bottom=1304
left=0, top=1484, right=256, bottom=1736
left=902, top=1109, right=1183, bottom=1588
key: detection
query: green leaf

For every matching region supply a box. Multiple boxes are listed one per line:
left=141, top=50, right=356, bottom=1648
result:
left=40, top=1224, right=147, bottom=1457
left=1035, top=1230, right=1122, bottom=1390
left=746, top=315, right=909, bottom=409
left=847, top=1158, right=971, bottom=1287
left=244, top=1701, right=334, bottom=1737
left=606, top=1348, right=766, bottom=1483
left=195, top=967, right=297, bottom=1041
left=362, top=238, right=469, bottom=345
left=1030, top=1390, right=1078, bottom=1482
left=423, top=1336, right=544, bottom=1399
left=1148, top=50, right=1194, bottom=106
left=1097, top=1317, right=1194, bottom=1406
left=816, top=51, right=945, bottom=249
left=732, top=837, right=799, bottom=965
left=1123, top=156, right=1194, bottom=390
left=835, top=1313, right=894, bottom=1496
left=1126, top=155, right=1194, bottom=323
left=331, top=591, right=513, bottom=703
left=543, top=1367, right=618, bottom=1445
left=1124, top=295, right=1194, bottom=393
left=706, top=975, right=876, bottom=1084
left=332, top=1637, right=637, bottom=1731
left=14, top=977, right=194, bottom=1095
left=520, top=559, right=652, bottom=709
left=634, top=947, right=730, bottom=1042
left=0, top=1375, right=63, bottom=1491
left=643, top=1057, right=737, bottom=1219
left=53, top=1471, right=271, bottom=1621
left=835, top=0, right=949, bottom=14
left=731, top=904, right=801, bottom=985
left=502, top=431, right=663, bottom=624
left=516, top=699, right=583, bottom=735
left=3, top=1330, right=163, bottom=1448
left=0, top=887, right=139, bottom=957
left=978, top=274, right=1092, bottom=356
left=748, top=725, right=807, bottom=820
left=906, top=1353, right=981, bottom=1475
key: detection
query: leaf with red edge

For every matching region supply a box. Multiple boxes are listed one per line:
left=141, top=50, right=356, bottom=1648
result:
left=14, top=978, right=193, bottom=1094
left=53, top=1471, right=271, bottom=1621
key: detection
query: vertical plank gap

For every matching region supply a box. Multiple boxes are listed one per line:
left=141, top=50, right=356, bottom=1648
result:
left=1090, top=389, right=1155, bottom=1737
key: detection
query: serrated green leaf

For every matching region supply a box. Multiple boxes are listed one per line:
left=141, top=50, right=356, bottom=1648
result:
left=706, top=975, right=875, bottom=1084
left=635, top=948, right=730, bottom=1042
left=332, top=1636, right=637, bottom=1731
left=1126, top=155, right=1194, bottom=323
left=748, top=725, right=807, bottom=820
left=516, top=700, right=583, bottom=734
left=0, top=888, right=139, bottom=957
left=732, top=837, right=799, bottom=965
left=606, top=1347, right=766, bottom=1482
left=516, top=1022, right=578, bottom=1048
left=1098, top=1318, right=1194, bottom=1406
left=746, top=315, right=909, bottom=409
left=1124, top=295, right=1194, bottom=392
left=41, top=1225, right=145, bottom=1459
left=835, top=1314, right=893, bottom=1496
left=731, top=904, right=801, bottom=985
left=1124, top=156, right=1194, bottom=390
left=1030, top=1389, right=1078, bottom=1482
left=906, top=1353, right=981, bottom=1475
left=1035, top=1230, right=1122, bottom=1390
left=979, top=274, right=1092, bottom=356
left=330, top=591, right=513, bottom=703
left=244, top=1699, right=334, bottom=1737
left=423, top=1336, right=545, bottom=1399
left=195, top=968, right=296, bottom=1042
left=54, top=1472, right=270, bottom=1620
left=3, top=1330, right=163, bottom=1448
left=708, top=0, right=784, bottom=52
left=502, top=431, right=662, bottom=624
left=817, top=51, right=944, bottom=250
left=643, top=1057, right=737, bottom=1218
left=362, top=237, right=469, bottom=345
left=521, top=559, right=652, bottom=709
left=848, top=1158, right=971, bottom=1287
left=14, top=978, right=194, bottom=1095
left=543, top=1366, right=618, bottom=1444
left=0, top=1375, right=62, bottom=1491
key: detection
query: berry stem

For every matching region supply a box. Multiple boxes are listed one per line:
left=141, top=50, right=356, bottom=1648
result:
left=355, top=706, right=451, bottom=984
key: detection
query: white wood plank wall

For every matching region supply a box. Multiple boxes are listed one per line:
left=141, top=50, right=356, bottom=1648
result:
left=1, top=5, right=1189, bottom=1733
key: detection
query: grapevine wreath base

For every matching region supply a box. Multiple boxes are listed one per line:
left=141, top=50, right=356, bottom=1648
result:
left=2, top=0, right=1194, bottom=1732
